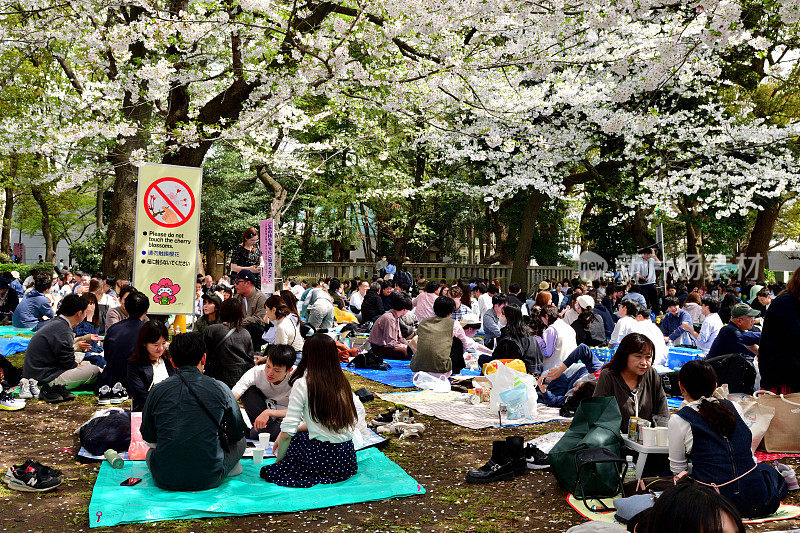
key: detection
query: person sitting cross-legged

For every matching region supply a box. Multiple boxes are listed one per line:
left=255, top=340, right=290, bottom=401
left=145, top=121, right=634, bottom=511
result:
left=141, top=332, right=248, bottom=491
left=22, top=294, right=100, bottom=402
left=12, top=274, right=54, bottom=331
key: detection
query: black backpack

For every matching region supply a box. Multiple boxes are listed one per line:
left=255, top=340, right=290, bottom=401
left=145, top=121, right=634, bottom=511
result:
left=79, top=409, right=132, bottom=455
left=705, top=353, right=757, bottom=394
left=347, top=350, right=391, bottom=371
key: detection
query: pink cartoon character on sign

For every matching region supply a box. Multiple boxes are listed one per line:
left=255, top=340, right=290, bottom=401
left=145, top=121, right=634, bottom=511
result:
left=150, top=278, right=181, bottom=305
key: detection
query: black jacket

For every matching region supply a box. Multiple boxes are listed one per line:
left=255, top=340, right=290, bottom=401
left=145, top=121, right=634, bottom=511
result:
left=492, top=332, right=544, bottom=374
left=572, top=314, right=607, bottom=347
left=361, top=289, right=385, bottom=324
left=758, top=292, right=800, bottom=390
left=593, top=303, right=616, bottom=339
left=97, top=317, right=144, bottom=391
left=127, top=357, right=176, bottom=411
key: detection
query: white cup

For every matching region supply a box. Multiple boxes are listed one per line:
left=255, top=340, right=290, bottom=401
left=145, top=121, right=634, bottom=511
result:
left=252, top=448, right=265, bottom=465
left=656, top=427, right=669, bottom=447
left=258, top=433, right=271, bottom=448
left=641, top=427, right=658, bottom=447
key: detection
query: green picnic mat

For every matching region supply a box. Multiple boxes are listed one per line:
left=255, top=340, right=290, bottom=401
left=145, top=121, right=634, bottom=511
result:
left=89, top=447, right=424, bottom=527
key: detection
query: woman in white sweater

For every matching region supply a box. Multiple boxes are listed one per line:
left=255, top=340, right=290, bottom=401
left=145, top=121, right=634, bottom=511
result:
left=265, top=294, right=304, bottom=353
left=260, top=334, right=361, bottom=487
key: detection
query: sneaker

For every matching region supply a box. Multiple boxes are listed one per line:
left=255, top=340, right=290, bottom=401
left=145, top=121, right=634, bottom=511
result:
left=28, top=379, right=40, bottom=399
left=775, top=461, right=799, bottom=491
left=53, top=385, right=75, bottom=402
left=38, top=383, right=66, bottom=404
left=110, top=382, right=128, bottom=404
left=4, top=460, right=62, bottom=484
left=97, top=385, right=113, bottom=405
left=17, top=379, right=32, bottom=399
left=0, top=386, right=25, bottom=411
left=392, top=409, right=414, bottom=424
left=376, top=421, right=425, bottom=435
left=524, top=443, right=551, bottom=470
left=4, top=464, right=61, bottom=492
left=369, top=409, right=396, bottom=428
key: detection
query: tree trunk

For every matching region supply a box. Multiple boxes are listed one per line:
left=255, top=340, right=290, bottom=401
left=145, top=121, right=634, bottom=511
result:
left=95, top=180, right=104, bottom=229
left=743, top=202, right=781, bottom=282
left=255, top=164, right=288, bottom=279
left=511, top=191, right=547, bottom=288
left=359, top=203, right=373, bottom=262
left=2, top=186, right=13, bottom=255
left=205, top=240, right=223, bottom=280
left=31, top=187, right=54, bottom=262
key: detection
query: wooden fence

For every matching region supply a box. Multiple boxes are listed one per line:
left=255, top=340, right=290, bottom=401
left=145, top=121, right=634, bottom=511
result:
left=285, top=262, right=574, bottom=290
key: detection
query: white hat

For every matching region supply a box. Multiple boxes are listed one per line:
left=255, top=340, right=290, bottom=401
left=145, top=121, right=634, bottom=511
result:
left=460, top=312, right=481, bottom=326
left=10, top=270, right=19, bottom=280
left=577, top=295, right=595, bottom=310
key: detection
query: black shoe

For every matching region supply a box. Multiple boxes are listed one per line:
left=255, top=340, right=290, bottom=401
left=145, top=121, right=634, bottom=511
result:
left=466, top=441, right=515, bottom=484
left=505, top=436, right=527, bottom=476
left=524, top=443, right=551, bottom=470
left=97, top=385, right=113, bottom=405
left=38, top=383, right=66, bottom=403
left=4, top=464, right=62, bottom=492
left=53, top=385, right=75, bottom=402
left=19, top=459, right=62, bottom=478
left=559, top=407, right=574, bottom=418
left=110, top=382, right=128, bottom=404
left=369, top=409, right=396, bottom=427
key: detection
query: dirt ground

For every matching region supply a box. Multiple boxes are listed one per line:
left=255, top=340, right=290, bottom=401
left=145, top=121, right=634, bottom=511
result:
left=2, top=355, right=799, bottom=532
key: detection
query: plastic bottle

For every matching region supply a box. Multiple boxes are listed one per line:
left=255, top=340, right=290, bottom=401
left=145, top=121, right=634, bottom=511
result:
left=624, top=455, right=637, bottom=483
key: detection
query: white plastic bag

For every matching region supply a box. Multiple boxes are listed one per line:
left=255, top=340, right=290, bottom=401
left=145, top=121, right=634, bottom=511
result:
left=487, top=362, right=537, bottom=417
left=412, top=371, right=451, bottom=393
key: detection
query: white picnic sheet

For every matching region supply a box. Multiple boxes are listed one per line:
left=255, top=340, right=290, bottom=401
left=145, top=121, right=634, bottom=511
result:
left=377, top=390, right=570, bottom=429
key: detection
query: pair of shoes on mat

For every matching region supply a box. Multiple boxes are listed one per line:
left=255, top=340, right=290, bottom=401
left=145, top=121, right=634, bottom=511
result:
left=38, top=383, right=75, bottom=404
left=466, top=436, right=527, bottom=484
left=775, top=461, right=800, bottom=491
left=4, top=460, right=63, bottom=492
left=370, top=408, right=414, bottom=427
left=98, top=382, right=128, bottom=405
left=17, top=378, right=40, bottom=400
left=0, top=384, right=25, bottom=411
left=376, top=421, right=426, bottom=439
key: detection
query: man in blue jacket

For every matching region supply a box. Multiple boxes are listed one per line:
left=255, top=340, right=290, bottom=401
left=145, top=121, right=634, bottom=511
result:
left=12, top=275, right=53, bottom=330
left=660, top=296, right=695, bottom=347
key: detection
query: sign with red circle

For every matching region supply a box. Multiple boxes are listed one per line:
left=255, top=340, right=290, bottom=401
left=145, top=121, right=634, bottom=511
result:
left=143, top=177, right=196, bottom=228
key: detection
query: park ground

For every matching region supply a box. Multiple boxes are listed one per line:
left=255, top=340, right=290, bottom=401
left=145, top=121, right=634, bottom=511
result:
left=1, top=351, right=799, bottom=533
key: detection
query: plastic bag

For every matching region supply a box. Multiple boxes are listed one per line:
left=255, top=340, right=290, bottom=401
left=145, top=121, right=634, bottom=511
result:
left=412, top=371, right=451, bottom=393
left=127, top=412, right=149, bottom=460
left=487, top=362, right=537, bottom=416
left=499, top=385, right=531, bottom=420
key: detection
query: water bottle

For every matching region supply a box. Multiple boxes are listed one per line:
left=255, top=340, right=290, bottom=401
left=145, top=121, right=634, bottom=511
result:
left=624, top=455, right=637, bottom=483
left=104, top=449, right=124, bottom=469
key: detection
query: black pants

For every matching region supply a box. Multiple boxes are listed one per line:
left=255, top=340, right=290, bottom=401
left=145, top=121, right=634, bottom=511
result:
left=245, top=323, right=266, bottom=354
left=639, top=283, right=660, bottom=315
left=240, top=386, right=282, bottom=440
left=450, top=338, right=465, bottom=375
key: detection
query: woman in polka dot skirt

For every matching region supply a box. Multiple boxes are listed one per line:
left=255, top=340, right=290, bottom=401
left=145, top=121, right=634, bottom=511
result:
left=260, top=333, right=359, bottom=487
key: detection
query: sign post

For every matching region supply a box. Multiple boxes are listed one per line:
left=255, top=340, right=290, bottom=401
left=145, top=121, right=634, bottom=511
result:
left=133, top=163, right=203, bottom=315
left=260, top=219, right=275, bottom=295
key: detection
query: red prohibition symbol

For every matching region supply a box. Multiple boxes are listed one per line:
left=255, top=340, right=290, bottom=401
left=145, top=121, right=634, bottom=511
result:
left=144, top=177, right=196, bottom=228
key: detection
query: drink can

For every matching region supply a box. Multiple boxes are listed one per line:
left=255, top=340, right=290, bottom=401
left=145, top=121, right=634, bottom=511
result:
left=499, top=402, right=508, bottom=416
left=467, top=394, right=481, bottom=405
left=628, top=417, right=641, bottom=443
left=104, top=449, right=124, bottom=469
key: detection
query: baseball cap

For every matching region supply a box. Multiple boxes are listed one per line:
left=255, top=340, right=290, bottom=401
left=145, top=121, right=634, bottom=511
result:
left=577, top=295, right=595, bottom=309
left=10, top=270, right=19, bottom=280
left=731, top=302, right=759, bottom=318
left=234, top=269, right=257, bottom=285
left=201, top=292, right=222, bottom=308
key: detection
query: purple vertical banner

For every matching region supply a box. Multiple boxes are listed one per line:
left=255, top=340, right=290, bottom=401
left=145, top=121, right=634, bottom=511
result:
left=260, top=219, right=275, bottom=294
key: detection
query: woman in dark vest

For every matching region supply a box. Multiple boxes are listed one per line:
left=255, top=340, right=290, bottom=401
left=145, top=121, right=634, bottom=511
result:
left=668, top=360, right=787, bottom=518
left=409, top=296, right=468, bottom=376
left=481, top=304, right=543, bottom=374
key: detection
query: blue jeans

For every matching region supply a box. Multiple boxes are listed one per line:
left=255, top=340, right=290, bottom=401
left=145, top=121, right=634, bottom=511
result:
left=539, top=344, right=603, bottom=407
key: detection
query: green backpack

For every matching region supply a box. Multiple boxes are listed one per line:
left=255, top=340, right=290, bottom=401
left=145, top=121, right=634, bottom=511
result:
left=549, top=396, right=624, bottom=498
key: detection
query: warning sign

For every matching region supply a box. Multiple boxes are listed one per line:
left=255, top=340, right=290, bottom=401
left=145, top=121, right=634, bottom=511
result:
left=144, top=178, right=196, bottom=228
left=133, top=163, right=203, bottom=315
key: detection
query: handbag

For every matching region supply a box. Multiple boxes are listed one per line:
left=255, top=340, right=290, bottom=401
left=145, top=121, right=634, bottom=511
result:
left=177, top=371, right=243, bottom=453
left=755, top=391, right=800, bottom=452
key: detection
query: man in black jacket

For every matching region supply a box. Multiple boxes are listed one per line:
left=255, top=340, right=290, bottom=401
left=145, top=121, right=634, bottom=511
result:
left=23, top=294, right=97, bottom=402
left=360, top=282, right=385, bottom=324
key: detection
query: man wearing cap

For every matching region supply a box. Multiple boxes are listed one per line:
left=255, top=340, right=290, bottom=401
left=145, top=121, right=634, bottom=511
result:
left=707, top=303, right=761, bottom=360
left=233, top=270, right=268, bottom=352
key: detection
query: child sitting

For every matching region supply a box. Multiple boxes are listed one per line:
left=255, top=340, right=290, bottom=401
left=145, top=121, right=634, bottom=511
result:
left=260, top=334, right=362, bottom=487
left=232, top=344, right=295, bottom=441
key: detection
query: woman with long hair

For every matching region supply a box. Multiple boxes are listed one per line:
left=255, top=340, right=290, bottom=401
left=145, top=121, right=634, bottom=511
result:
left=593, top=332, right=668, bottom=432
left=203, top=297, right=255, bottom=388
left=483, top=304, right=544, bottom=374
left=261, top=334, right=362, bottom=487
left=668, top=360, right=787, bottom=518
left=127, top=320, right=175, bottom=410
left=279, top=289, right=301, bottom=324
left=682, top=291, right=703, bottom=325
left=230, top=227, right=262, bottom=285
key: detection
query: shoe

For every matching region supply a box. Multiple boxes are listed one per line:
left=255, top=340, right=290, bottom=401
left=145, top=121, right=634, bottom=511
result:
left=0, top=386, right=25, bottom=411
left=38, top=383, right=66, bottom=404
left=28, top=379, right=40, bottom=399
left=97, top=385, right=113, bottom=405
left=110, top=382, right=128, bottom=404
left=775, top=461, right=799, bottom=491
left=17, top=379, right=32, bottom=399
left=4, top=460, right=62, bottom=484
left=369, top=409, right=396, bottom=427
left=53, top=385, right=75, bottom=402
left=4, top=464, right=61, bottom=492
left=505, top=436, right=527, bottom=476
left=392, top=409, right=414, bottom=423
left=524, top=443, right=551, bottom=470
left=376, top=421, right=425, bottom=435
left=466, top=441, right=515, bottom=484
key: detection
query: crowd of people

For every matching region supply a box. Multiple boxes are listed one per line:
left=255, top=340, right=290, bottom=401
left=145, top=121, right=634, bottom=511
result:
left=2, top=232, right=800, bottom=520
